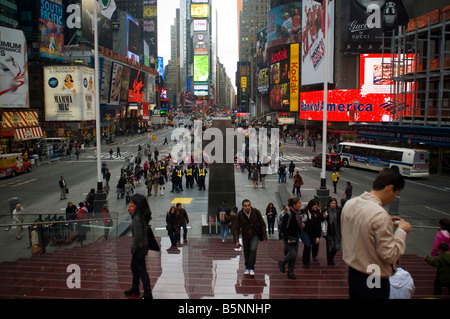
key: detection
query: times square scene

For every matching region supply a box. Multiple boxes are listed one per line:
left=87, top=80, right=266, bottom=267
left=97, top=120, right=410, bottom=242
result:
left=0, top=0, right=450, bottom=303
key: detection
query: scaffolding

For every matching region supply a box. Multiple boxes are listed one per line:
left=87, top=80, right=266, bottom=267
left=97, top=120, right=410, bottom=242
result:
left=384, top=8, right=450, bottom=127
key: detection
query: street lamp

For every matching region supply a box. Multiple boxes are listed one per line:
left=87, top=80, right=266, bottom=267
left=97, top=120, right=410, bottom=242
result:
left=315, top=0, right=330, bottom=208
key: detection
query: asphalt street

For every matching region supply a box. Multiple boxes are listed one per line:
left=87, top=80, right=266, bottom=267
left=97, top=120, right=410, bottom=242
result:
left=0, top=121, right=448, bottom=262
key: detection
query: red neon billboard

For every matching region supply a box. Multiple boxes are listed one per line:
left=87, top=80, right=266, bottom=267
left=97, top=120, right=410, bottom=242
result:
left=299, top=54, right=398, bottom=122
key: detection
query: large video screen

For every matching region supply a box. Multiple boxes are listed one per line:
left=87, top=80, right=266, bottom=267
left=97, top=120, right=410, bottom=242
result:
left=299, top=54, right=403, bottom=122
left=194, top=56, right=209, bottom=82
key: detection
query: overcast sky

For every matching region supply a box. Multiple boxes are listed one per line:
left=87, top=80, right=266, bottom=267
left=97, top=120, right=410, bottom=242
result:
left=157, top=0, right=238, bottom=88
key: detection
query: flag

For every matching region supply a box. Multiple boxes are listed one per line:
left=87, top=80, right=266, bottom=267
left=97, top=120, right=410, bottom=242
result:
left=98, top=0, right=116, bottom=20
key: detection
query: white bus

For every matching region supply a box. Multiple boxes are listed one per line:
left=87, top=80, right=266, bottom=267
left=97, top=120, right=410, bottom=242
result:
left=339, top=142, right=429, bottom=177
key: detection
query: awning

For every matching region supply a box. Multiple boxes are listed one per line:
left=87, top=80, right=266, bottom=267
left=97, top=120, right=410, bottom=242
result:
left=14, top=127, right=44, bottom=141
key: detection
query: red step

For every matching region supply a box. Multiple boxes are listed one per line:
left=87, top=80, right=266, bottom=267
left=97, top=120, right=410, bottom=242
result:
left=0, top=236, right=448, bottom=299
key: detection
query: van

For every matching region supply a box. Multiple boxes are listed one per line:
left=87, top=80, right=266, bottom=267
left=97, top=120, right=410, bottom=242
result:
left=0, top=153, right=32, bottom=177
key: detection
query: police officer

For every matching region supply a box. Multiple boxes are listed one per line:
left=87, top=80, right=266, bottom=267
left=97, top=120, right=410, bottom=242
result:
left=184, top=164, right=194, bottom=189
left=198, top=164, right=208, bottom=191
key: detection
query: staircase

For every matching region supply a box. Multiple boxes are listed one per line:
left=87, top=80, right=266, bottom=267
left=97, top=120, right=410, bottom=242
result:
left=0, top=236, right=447, bottom=299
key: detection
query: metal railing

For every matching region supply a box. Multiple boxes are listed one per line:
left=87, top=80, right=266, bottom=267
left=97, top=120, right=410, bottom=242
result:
left=0, top=212, right=119, bottom=262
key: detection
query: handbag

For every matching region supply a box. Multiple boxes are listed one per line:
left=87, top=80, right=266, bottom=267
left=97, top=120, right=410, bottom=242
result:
left=321, top=220, right=328, bottom=237
left=66, top=187, right=69, bottom=194
left=147, top=226, right=160, bottom=252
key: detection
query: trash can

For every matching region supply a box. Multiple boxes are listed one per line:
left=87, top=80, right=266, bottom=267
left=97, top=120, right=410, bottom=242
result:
left=8, top=197, right=21, bottom=213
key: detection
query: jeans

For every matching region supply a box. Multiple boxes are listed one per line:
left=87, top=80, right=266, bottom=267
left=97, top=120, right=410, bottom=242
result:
left=180, top=223, right=188, bottom=241
left=131, top=246, right=152, bottom=298
left=267, top=218, right=275, bottom=235
left=299, top=230, right=311, bottom=266
left=220, top=223, right=230, bottom=241
left=242, top=235, right=259, bottom=270
left=280, top=239, right=299, bottom=275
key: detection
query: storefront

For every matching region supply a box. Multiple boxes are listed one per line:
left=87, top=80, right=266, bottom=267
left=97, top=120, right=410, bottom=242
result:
left=0, top=110, right=44, bottom=154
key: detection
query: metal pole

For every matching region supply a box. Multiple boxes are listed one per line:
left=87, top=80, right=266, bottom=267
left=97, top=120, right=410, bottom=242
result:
left=94, top=3, right=103, bottom=192
left=315, top=0, right=330, bottom=207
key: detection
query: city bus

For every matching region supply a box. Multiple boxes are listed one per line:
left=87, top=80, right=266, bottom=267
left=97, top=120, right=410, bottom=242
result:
left=0, top=153, right=32, bottom=177
left=338, top=142, right=429, bottom=177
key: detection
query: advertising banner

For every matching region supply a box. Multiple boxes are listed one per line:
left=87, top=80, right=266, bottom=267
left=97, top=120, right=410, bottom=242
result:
left=290, top=43, right=300, bottom=112
left=0, top=26, right=29, bottom=108
left=109, top=62, right=123, bottom=105
left=267, top=2, right=303, bottom=49
left=191, top=4, right=210, bottom=18
left=270, top=45, right=290, bottom=111
left=100, top=59, right=112, bottom=104
left=301, top=0, right=334, bottom=85
left=194, top=33, right=209, bottom=55
left=39, top=0, right=64, bottom=60
left=44, top=66, right=96, bottom=121
left=256, top=27, right=269, bottom=70
left=299, top=54, right=395, bottom=122
left=194, top=56, right=209, bottom=82
left=342, top=0, right=409, bottom=45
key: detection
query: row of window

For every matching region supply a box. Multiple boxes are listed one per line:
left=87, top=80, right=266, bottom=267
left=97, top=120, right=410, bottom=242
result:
left=342, top=146, right=404, bottom=162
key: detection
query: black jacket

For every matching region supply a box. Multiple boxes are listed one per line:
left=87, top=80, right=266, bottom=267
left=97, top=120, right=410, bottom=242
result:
left=280, top=208, right=302, bottom=240
left=235, top=208, right=267, bottom=240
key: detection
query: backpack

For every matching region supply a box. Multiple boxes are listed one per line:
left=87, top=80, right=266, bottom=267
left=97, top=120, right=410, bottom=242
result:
left=219, top=211, right=228, bottom=223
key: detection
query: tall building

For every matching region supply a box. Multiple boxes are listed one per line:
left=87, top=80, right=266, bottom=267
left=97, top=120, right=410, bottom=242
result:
left=164, top=0, right=235, bottom=110
left=237, top=0, right=268, bottom=113
left=0, top=0, right=18, bottom=28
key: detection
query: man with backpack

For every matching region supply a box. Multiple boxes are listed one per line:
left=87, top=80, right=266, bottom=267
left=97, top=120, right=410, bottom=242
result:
left=217, top=200, right=232, bottom=243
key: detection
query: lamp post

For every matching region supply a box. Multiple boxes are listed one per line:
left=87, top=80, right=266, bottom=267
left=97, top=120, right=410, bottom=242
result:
left=315, top=0, right=330, bottom=208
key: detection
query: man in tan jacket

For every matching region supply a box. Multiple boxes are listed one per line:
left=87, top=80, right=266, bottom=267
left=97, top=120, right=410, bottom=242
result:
left=341, top=167, right=412, bottom=299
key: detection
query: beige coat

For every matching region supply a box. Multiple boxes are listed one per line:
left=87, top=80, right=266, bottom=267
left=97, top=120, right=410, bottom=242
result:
left=341, top=192, right=407, bottom=278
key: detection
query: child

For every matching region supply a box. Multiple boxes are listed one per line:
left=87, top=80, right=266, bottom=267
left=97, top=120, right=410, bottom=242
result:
left=425, top=243, right=450, bottom=295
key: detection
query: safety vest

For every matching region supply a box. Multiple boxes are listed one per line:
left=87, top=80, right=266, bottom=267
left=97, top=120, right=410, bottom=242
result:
left=186, top=169, right=192, bottom=176
left=177, top=170, right=182, bottom=178
left=160, top=165, right=165, bottom=170
left=199, top=168, right=206, bottom=176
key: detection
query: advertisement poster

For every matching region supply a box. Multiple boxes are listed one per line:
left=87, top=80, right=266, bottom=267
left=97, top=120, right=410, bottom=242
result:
left=299, top=54, right=394, bottom=122
left=301, top=0, right=334, bottom=85
left=0, top=26, right=29, bottom=108
left=44, top=66, right=96, bottom=121
left=39, top=0, right=64, bottom=61
left=270, top=46, right=290, bottom=111
left=194, top=56, right=209, bottom=82
left=342, top=0, right=409, bottom=44
left=100, top=59, right=112, bottom=104
left=109, top=62, right=123, bottom=105
left=267, top=2, right=303, bottom=49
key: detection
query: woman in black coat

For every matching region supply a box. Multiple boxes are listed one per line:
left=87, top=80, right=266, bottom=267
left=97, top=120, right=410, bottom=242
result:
left=323, top=197, right=342, bottom=265
left=124, top=194, right=153, bottom=299
left=301, top=199, right=323, bottom=267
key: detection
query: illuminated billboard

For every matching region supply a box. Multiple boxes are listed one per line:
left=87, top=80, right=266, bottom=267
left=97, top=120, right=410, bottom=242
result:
left=191, top=4, right=209, bottom=18
left=299, top=54, right=397, bottom=122
left=193, top=19, right=208, bottom=32
left=0, top=26, right=29, bottom=108
left=267, top=2, right=302, bottom=48
left=194, top=56, right=209, bottom=82
left=301, top=0, right=334, bottom=85
left=269, top=45, right=290, bottom=111
left=39, top=0, right=64, bottom=60
left=127, top=15, right=140, bottom=63
left=44, top=66, right=96, bottom=121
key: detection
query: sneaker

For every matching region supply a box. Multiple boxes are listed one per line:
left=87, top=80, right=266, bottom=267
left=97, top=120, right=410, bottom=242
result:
left=249, top=270, right=255, bottom=276
left=244, top=269, right=250, bottom=275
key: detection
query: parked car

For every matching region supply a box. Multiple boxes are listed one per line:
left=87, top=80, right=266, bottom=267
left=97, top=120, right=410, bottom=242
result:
left=312, top=153, right=342, bottom=170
